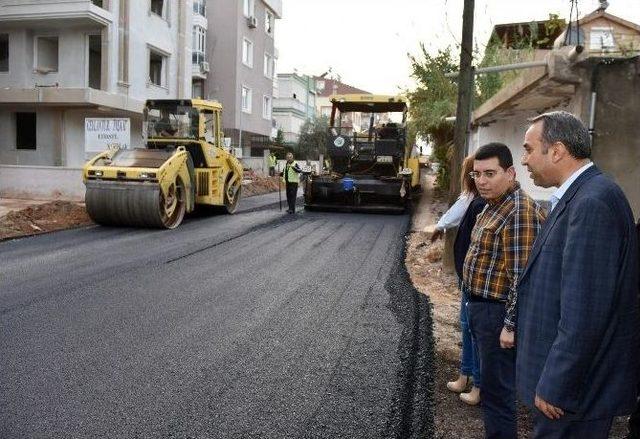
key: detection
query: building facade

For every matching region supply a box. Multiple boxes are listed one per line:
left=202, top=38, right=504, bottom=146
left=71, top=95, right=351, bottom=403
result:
left=469, top=8, right=640, bottom=215
left=272, top=73, right=317, bottom=144
left=0, top=0, right=193, bottom=199
left=204, top=0, right=281, bottom=159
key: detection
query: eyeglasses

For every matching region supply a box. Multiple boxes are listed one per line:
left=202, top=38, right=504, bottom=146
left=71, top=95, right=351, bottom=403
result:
left=468, top=170, right=502, bottom=180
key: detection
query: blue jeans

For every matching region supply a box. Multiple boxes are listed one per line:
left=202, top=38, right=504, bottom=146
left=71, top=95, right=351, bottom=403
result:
left=468, top=300, right=517, bottom=439
left=460, top=289, right=481, bottom=388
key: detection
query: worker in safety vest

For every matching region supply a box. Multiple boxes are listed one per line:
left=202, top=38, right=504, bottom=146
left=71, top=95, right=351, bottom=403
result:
left=281, top=152, right=302, bottom=214
left=268, top=152, right=277, bottom=177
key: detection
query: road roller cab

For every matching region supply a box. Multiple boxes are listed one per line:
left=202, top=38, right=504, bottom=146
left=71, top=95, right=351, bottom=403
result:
left=83, top=99, right=243, bottom=229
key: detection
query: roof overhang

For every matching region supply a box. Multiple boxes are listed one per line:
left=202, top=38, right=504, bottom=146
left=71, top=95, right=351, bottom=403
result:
left=0, top=1, right=113, bottom=28
left=0, top=88, right=144, bottom=114
left=330, top=94, right=407, bottom=113
left=472, top=51, right=582, bottom=125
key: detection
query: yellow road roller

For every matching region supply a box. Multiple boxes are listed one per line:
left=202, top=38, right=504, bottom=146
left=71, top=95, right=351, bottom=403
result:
left=83, top=99, right=243, bottom=229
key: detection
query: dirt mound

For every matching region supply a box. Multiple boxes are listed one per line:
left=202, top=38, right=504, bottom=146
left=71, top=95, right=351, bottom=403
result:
left=241, top=175, right=281, bottom=197
left=0, top=201, right=92, bottom=240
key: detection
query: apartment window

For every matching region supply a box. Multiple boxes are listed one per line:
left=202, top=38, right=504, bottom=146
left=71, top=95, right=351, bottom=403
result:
left=590, top=27, right=616, bottom=51
left=16, top=112, right=36, bottom=150
left=243, top=0, right=254, bottom=18
left=192, top=26, right=206, bottom=65
left=35, top=36, right=59, bottom=72
left=91, top=0, right=104, bottom=7
left=0, top=34, right=8, bottom=72
left=241, top=86, right=252, bottom=113
left=242, top=38, right=253, bottom=67
left=149, top=50, right=165, bottom=86
left=263, top=95, right=272, bottom=119
left=193, top=0, right=205, bottom=17
left=265, top=10, right=274, bottom=35
left=263, top=53, right=273, bottom=78
left=192, top=79, right=204, bottom=99
left=150, top=0, right=165, bottom=17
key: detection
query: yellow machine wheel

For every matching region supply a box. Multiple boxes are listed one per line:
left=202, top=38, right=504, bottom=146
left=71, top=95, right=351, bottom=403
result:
left=224, top=183, right=241, bottom=214
left=85, top=176, right=186, bottom=229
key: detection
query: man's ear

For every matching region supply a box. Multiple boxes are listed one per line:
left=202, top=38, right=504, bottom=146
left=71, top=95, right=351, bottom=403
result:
left=507, top=166, right=516, bottom=180
left=550, top=142, right=566, bottom=163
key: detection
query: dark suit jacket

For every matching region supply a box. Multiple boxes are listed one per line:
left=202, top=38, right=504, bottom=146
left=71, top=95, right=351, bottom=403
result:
left=516, top=166, right=640, bottom=419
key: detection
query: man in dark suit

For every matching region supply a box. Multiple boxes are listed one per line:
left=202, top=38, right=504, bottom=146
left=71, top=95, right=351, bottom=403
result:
left=517, top=111, right=640, bottom=438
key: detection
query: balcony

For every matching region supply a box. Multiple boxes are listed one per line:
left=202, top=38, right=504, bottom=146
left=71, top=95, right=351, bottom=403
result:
left=0, top=1, right=113, bottom=28
left=273, top=97, right=306, bottom=114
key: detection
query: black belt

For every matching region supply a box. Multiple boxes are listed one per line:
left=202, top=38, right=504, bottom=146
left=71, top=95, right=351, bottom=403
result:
left=467, top=294, right=506, bottom=304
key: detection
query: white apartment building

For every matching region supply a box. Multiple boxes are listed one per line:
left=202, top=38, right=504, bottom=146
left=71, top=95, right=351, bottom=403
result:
left=0, top=0, right=194, bottom=199
left=273, top=73, right=317, bottom=144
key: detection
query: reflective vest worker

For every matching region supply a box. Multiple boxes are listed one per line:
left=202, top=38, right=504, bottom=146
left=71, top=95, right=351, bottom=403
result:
left=281, top=152, right=302, bottom=214
left=268, top=153, right=277, bottom=177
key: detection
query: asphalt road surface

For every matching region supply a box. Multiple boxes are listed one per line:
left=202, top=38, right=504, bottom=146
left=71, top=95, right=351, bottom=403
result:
left=0, top=206, right=434, bottom=438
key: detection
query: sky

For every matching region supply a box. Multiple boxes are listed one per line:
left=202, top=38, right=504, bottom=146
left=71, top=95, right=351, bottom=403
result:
left=276, top=0, right=640, bottom=95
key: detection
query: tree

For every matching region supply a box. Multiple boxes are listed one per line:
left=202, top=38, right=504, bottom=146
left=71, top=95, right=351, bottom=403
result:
left=296, top=116, right=329, bottom=160
left=406, top=45, right=458, bottom=190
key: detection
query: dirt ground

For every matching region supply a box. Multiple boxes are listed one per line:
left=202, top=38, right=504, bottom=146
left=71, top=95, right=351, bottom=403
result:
left=406, top=175, right=629, bottom=438
left=0, top=176, right=281, bottom=241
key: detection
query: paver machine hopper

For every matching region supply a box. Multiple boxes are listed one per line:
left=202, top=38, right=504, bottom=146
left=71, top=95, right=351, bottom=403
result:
left=83, top=99, right=243, bottom=229
left=304, top=94, right=419, bottom=212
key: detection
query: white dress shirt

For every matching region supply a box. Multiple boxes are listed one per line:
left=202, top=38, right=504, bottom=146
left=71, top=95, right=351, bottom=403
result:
left=436, top=192, right=474, bottom=230
left=549, top=162, right=594, bottom=212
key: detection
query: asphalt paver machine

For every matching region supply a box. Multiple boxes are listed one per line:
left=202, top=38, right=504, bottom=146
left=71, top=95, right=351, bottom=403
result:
left=304, top=94, right=419, bottom=212
left=83, top=99, right=243, bottom=229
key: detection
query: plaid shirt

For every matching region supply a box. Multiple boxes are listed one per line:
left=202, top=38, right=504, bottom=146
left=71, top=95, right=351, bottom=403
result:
left=462, top=182, right=545, bottom=330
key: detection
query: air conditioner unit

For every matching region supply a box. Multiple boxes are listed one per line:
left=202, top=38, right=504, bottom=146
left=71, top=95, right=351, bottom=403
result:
left=200, top=61, right=210, bottom=73
left=247, top=16, right=257, bottom=28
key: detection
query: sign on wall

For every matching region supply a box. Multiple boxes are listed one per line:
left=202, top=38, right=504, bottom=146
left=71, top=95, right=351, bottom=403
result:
left=85, top=118, right=130, bottom=152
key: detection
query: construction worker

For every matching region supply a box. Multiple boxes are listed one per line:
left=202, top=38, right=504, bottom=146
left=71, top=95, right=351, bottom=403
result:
left=281, top=152, right=302, bottom=214
left=268, top=151, right=277, bottom=177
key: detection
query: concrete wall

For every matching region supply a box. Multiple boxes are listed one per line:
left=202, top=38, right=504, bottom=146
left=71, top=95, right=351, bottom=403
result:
left=592, top=60, right=640, bottom=218
left=0, top=108, right=62, bottom=166
left=0, top=165, right=84, bottom=200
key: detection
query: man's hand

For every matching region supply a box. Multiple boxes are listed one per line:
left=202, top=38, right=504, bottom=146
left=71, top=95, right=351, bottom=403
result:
left=499, top=326, right=515, bottom=349
left=535, top=394, right=565, bottom=420
left=430, top=228, right=444, bottom=243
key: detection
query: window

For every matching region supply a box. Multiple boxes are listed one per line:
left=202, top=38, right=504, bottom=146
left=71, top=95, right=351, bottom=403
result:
left=265, top=10, right=274, bottom=35
left=203, top=110, right=217, bottom=144
left=192, top=26, right=206, bottom=65
left=242, top=38, right=253, bottom=67
left=16, top=112, right=36, bottom=150
left=36, top=36, right=58, bottom=72
left=192, top=79, right=204, bottom=99
left=590, top=27, right=616, bottom=51
left=243, top=0, right=254, bottom=18
left=150, top=0, right=165, bottom=17
left=0, top=34, right=8, bottom=72
left=263, top=53, right=273, bottom=78
left=193, top=0, right=205, bottom=17
left=241, top=86, right=252, bottom=113
left=263, top=95, right=272, bottom=119
left=149, top=50, right=165, bottom=86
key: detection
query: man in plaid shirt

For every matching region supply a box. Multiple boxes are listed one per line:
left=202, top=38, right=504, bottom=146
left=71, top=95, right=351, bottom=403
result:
left=462, top=142, right=545, bottom=439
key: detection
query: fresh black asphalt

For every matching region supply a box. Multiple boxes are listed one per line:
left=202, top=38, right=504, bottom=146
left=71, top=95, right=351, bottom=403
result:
left=0, top=206, right=434, bottom=438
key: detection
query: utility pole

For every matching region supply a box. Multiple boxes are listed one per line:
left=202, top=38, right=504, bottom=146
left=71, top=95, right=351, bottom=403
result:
left=450, top=0, right=475, bottom=201
left=444, top=0, right=475, bottom=271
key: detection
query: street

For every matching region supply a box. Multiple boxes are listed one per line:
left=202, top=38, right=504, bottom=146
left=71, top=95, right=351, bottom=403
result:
left=0, top=207, right=433, bottom=438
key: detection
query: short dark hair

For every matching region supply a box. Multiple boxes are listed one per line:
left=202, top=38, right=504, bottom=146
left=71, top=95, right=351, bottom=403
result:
left=474, top=142, right=513, bottom=169
left=528, top=111, right=591, bottom=159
